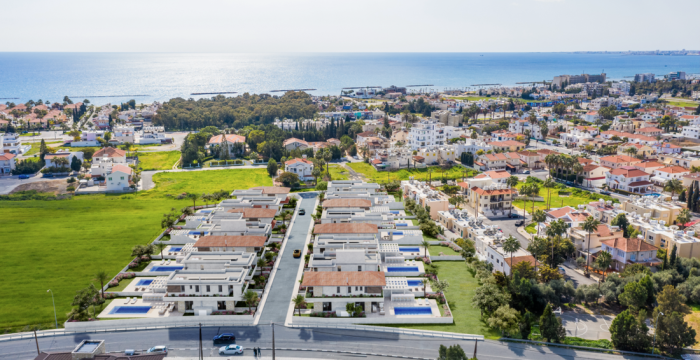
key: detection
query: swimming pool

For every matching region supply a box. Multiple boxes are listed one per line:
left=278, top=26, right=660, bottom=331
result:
left=109, top=306, right=152, bottom=315
left=136, top=279, right=154, bottom=286
left=169, top=247, right=183, bottom=252
left=646, top=193, right=662, bottom=197
left=188, top=231, right=208, bottom=235
left=396, top=223, right=408, bottom=227
left=407, top=280, right=423, bottom=286
left=393, top=307, right=432, bottom=315
left=399, top=247, right=420, bottom=252
left=392, top=231, right=404, bottom=235
left=390, top=211, right=400, bottom=214
left=387, top=267, right=419, bottom=272
left=150, top=266, right=184, bottom=272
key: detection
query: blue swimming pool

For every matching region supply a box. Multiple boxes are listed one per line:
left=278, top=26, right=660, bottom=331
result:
left=390, top=211, right=400, bottom=214
left=407, top=280, right=423, bottom=286
left=150, top=266, right=184, bottom=272
left=399, top=247, right=420, bottom=252
left=394, top=307, right=432, bottom=315
left=387, top=267, right=419, bottom=272
left=646, top=193, right=662, bottom=197
left=392, top=231, right=404, bottom=235
left=188, top=231, right=208, bottom=235
left=198, top=210, right=212, bottom=213
left=396, top=223, right=408, bottom=227
left=109, top=306, right=152, bottom=314
left=136, top=279, right=154, bottom=286
left=169, top=247, right=183, bottom=252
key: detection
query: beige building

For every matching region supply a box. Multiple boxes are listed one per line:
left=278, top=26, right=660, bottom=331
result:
left=401, top=180, right=450, bottom=220
left=629, top=217, right=700, bottom=258
left=621, top=196, right=684, bottom=225
left=468, top=184, right=517, bottom=217
left=599, top=155, right=642, bottom=169
left=570, top=224, right=624, bottom=258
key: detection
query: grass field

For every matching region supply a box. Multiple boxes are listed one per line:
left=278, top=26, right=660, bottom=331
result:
left=661, top=98, right=699, bottom=108
left=0, top=168, right=274, bottom=330
left=383, top=262, right=500, bottom=339
left=137, top=151, right=181, bottom=171
left=347, top=162, right=476, bottom=184
left=512, top=183, right=617, bottom=213
left=140, top=169, right=272, bottom=198
left=327, top=164, right=350, bottom=181
left=428, top=244, right=460, bottom=256
left=24, top=141, right=65, bottom=156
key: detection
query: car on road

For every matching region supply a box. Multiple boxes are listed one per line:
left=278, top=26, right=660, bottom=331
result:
left=293, top=249, right=302, bottom=258
left=298, top=209, right=305, bottom=215
left=219, top=345, right=244, bottom=355
left=514, top=220, right=524, bottom=226
left=509, top=213, right=520, bottom=219
left=553, top=307, right=563, bottom=315
left=213, top=333, right=236, bottom=344
left=522, top=170, right=530, bottom=174
left=558, top=266, right=566, bottom=274
left=18, top=174, right=30, bottom=179
left=147, top=346, right=167, bottom=354
left=600, top=190, right=611, bottom=195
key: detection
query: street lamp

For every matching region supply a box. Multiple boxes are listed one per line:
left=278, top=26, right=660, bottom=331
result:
left=653, top=312, right=664, bottom=355
left=47, top=289, right=57, bottom=329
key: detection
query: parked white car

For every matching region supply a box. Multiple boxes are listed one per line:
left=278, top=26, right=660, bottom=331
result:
left=219, top=344, right=244, bottom=355
left=147, top=345, right=167, bottom=354
left=553, top=307, right=562, bottom=315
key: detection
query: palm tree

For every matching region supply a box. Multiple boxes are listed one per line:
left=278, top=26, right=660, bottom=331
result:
left=292, top=294, right=306, bottom=316
left=156, top=242, right=168, bottom=259
left=664, top=179, right=683, bottom=198
left=53, top=156, right=69, bottom=168
left=244, top=290, right=259, bottom=313
left=528, top=184, right=540, bottom=220
left=532, top=210, right=546, bottom=237
left=323, top=148, right=332, bottom=176
left=502, top=235, right=521, bottom=279
left=572, top=161, right=583, bottom=185
left=93, top=270, right=110, bottom=298
left=542, top=177, right=556, bottom=209
left=312, top=167, right=322, bottom=184
left=595, top=250, right=613, bottom=282
left=582, top=216, right=600, bottom=275
left=676, top=208, right=692, bottom=229
left=421, top=239, right=431, bottom=257
left=186, top=193, right=199, bottom=210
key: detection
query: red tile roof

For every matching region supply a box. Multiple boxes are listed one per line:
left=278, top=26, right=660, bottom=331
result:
left=194, top=235, right=267, bottom=248
left=470, top=186, right=516, bottom=196
left=0, top=153, right=16, bottom=161
left=208, top=134, right=246, bottom=144
left=111, top=164, right=133, bottom=175
left=283, top=137, right=309, bottom=146
left=547, top=206, right=577, bottom=218
left=285, top=158, right=314, bottom=166
left=301, top=271, right=386, bottom=287
left=656, top=166, right=689, bottom=174
left=609, top=168, right=650, bottom=178
left=250, top=186, right=291, bottom=194
left=94, top=147, right=126, bottom=158
left=602, top=237, right=658, bottom=252
left=600, top=155, right=641, bottom=164
left=504, top=255, right=537, bottom=268
left=313, top=223, right=378, bottom=234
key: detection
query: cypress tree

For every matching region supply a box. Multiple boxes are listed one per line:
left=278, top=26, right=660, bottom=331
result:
left=687, top=182, right=694, bottom=210
left=694, top=181, right=700, bottom=212
left=670, top=244, right=677, bottom=267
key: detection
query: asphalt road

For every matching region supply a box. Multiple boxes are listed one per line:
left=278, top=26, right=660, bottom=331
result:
left=257, top=193, right=317, bottom=324
left=0, top=325, right=651, bottom=360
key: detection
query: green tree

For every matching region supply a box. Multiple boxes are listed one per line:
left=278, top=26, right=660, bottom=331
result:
left=278, top=172, right=300, bottom=188
left=488, top=305, right=521, bottom=337
left=472, top=281, right=511, bottom=318
left=39, top=139, right=48, bottom=162
left=244, top=290, right=259, bottom=313
left=656, top=312, right=697, bottom=355
left=611, top=213, right=631, bottom=238
left=609, top=309, right=651, bottom=352
left=531, top=210, right=546, bottom=237
left=527, top=236, right=548, bottom=273
left=267, top=159, right=278, bottom=177
left=93, top=270, right=110, bottom=299
left=421, top=239, right=431, bottom=257
left=618, top=281, right=648, bottom=313
left=676, top=208, right=692, bottom=229
left=539, top=304, right=566, bottom=343
left=502, top=235, right=521, bottom=279
left=595, top=250, right=613, bottom=281
left=437, top=344, right=469, bottom=360
left=670, top=244, right=677, bottom=267
left=186, top=193, right=199, bottom=210
left=292, top=294, right=306, bottom=316
left=311, top=167, right=322, bottom=184
left=155, top=242, right=168, bottom=259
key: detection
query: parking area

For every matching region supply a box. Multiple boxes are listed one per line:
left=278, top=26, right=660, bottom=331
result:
left=559, top=312, right=614, bottom=340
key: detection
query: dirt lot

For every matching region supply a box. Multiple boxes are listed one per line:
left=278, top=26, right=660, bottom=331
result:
left=11, top=179, right=71, bottom=195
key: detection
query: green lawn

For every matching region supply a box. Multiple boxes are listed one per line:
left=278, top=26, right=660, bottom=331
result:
left=512, top=183, right=616, bottom=212
left=140, top=169, right=272, bottom=199
left=661, top=99, right=698, bottom=108
left=429, top=245, right=460, bottom=256
left=108, top=278, right=134, bottom=292
left=382, top=262, right=500, bottom=339
left=24, top=141, right=65, bottom=156
left=137, top=151, right=181, bottom=171
left=0, top=168, right=274, bottom=330
left=347, top=163, right=476, bottom=184
left=524, top=223, right=537, bottom=234
left=327, top=164, right=350, bottom=181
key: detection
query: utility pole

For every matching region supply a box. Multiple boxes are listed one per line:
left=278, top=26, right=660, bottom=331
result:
left=473, top=339, right=477, bottom=359
left=34, top=330, right=40, bottom=355
left=271, top=323, right=276, bottom=360
left=199, top=323, right=203, bottom=360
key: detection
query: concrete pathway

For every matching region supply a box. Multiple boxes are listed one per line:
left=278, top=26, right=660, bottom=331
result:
left=257, top=192, right=318, bottom=324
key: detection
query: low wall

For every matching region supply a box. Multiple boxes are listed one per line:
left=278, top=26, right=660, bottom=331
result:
left=431, top=255, right=463, bottom=261
left=291, top=315, right=453, bottom=325
left=64, top=314, right=254, bottom=331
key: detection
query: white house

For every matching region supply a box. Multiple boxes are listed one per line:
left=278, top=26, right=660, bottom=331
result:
left=651, top=166, right=690, bottom=185
left=106, top=164, right=133, bottom=191
left=406, top=120, right=446, bottom=150
left=284, top=157, right=314, bottom=181
left=91, top=147, right=127, bottom=178
left=282, top=137, right=309, bottom=151
left=601, top=237, right=660, bottom=271
left=1, top=133, right=31, bottom=154
left=207, top=134, right=247, bottom=156
left=44, top=150, right=84, bottom=168
left=584, top=111, right=599, bottom=123
left=682, top=126, right=700, bottom=140
left=605, top=167, right=654, bottom=194
left=0, top=152, right=16, bottom=175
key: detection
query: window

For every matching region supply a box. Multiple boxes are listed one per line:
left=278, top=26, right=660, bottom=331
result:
left=206, top=285, right=210, bottom=292
left=195, top=285, right=199, bottom=292
left=358, top=266, right=362, bottom=271
left=348, top=287, right=352, bottom=293
left=337, top=287, right=340, bottom=293
left=218, top=285, right=223, bottom=292
left=108, top=177, right=112, bottom=181
left=120, top=176, right=125, bottom=180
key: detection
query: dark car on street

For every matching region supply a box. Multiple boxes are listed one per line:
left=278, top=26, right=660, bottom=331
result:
left=299, top=209, right=305, bottom=215
left=600, top=191, right=611, bottom=195
left=213, top=333, right=236, bottom=344
left=18, top=174, right=30, bottom=179
left=515, top=220, right=524, bottom=227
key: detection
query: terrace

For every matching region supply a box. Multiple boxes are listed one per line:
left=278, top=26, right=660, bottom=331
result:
left=381, top=259, right=426, bottom=276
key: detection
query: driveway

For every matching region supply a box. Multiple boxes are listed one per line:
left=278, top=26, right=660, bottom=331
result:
left=560, top=261, right=598, bottom=286
left=257, top=192, right=317, bottom=324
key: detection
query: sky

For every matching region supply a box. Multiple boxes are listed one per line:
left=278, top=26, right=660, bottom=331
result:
left=2, top=0, right=698, bottom=52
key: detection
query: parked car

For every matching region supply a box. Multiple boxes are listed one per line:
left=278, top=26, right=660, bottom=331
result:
left=514, top=220, right=524, bottom=227
left=522, top=170, right=530, bottom=174
left=293, top=249, right=302, bottom=258
left=219, top=345, right=244, bottom=355
left=147, top=346, right=167, bottom=354
left=600, top=191, right=611, bottom=195
left=558, top=266, right=566, bottom=274
left=298, top=209, right=305, bottom=215
left=18, top=174, right=30, bottom=179
left=553, top=307, right=563, bottom=315
left=213, top=333, right=236, bottom=344
left=509, top=213, right=520, bottom=219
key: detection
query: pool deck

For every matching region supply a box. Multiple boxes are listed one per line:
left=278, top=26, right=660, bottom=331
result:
left=98, top=298, right=184, bottom=319
left=382, top=261, right=425, bottom=276
left=121, top=276, right=169, bottom=293
left=384, top=298, right=440, bottom=318
left=143, top=261, right=184, bottom=273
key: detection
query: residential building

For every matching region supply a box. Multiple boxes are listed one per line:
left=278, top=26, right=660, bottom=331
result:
left=453, top=139, right=493, bottom=157
left=581, top=164, right=609, bottom=188
left=44, top=150, right=84, bottom=168
left=313, top=223, right=379, bottom=238
left=164, top=267, right=247, bottom=314
left=91, top=147, right=128, bottom=178
left=488, top=140, right=526, bottom=152
left=605, top=167, right=653, bottom=194
left=650, top=166, right=690, bottom=185
left=599, top=155, right=642, bottom=169
left=327, top=181, right=381, bottom=195
left=106, top=164, right=133, bottom=191
left=570, top=224, right=624, bottom=258
left=282, top=137, right=309, bottom=151
left=476, top=152, right=521, bottom=173
left=401, top=180, right=450, bottom=220
left=406, top=120, right=446, bottom=150
left=586, top=199, right=625, bottom=224
left=617, top=143, right=654, bottom=158
left=682, top=126, right=700, bottom=140
left=665, top=71, right=686, bottom=80
left=467, top=184, right=516, bottom=218
left=193, top=235, right=268, bottom=253
left=545, top=206, right=592, bottom=229
left=636, top=127, right=662, bottom=137
left=621, top=196, right=684, bottom=225
left=628, top=217, right=700, bottom=258
left=0, top=152, right=15, bottom=174
left=301, top=271, right=385, bottom=314
left=634, top=73, right=655, bottom=83
left=71, top=131, right=103, bottom=147
left=284, top=157, right=314, bottom=181
left=518, top=150, right=545, bottom=169
left=552, top=73, right=607, bottom=87
left=657, top=152, right=700, bottom=169
left=1, top=133, right=30, bottom=154
left=601, top=237, right=660, bottom=271
left=633, top=161, right=665, bottom=173
left=653, top=143, right=682, bottom=155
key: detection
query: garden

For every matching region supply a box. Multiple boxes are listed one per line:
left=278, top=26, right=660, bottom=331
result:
left=136, top=151, right=181, bottom=171
left=512, top=177, right=618, bottom=213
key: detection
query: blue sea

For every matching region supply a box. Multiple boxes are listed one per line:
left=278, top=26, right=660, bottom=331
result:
left=1, top=53, right=698, bottom=104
